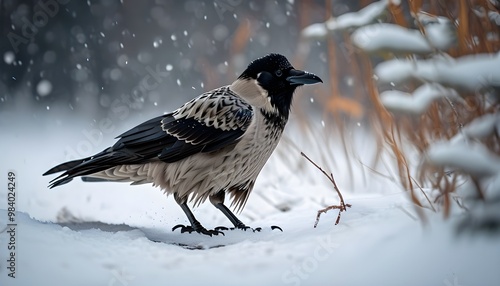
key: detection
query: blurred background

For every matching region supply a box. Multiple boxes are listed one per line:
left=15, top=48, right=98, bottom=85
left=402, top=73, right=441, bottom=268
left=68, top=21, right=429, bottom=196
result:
left=0, top=0, right=334, bottom=119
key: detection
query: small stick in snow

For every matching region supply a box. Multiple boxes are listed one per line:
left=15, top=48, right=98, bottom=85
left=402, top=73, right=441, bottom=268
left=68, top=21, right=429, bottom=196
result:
left=300, top=152, right=352, bottom=227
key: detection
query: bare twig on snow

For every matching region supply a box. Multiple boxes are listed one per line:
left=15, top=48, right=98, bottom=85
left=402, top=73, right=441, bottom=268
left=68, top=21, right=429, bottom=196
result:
left=301, top=152, right=352, bottom=227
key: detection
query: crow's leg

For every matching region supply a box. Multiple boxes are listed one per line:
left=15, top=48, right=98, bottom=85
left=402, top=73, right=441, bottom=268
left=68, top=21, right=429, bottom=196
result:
left=172, top=193, right=224, bottom=236
left=210, top=191, right=261, bottom=232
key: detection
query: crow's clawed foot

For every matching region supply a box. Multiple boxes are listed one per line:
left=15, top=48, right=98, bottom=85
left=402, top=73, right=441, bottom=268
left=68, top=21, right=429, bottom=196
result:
left=237, top=224, right=283, bottom=232
left=172, top=224, right=225, bottom=236
left=234, top=224, right=257, bottom=232
left=271, top=225, right=283, bottom=232
left=215, top=224, right=259, bottom=232
left=214, top=224, right=284, bottom=232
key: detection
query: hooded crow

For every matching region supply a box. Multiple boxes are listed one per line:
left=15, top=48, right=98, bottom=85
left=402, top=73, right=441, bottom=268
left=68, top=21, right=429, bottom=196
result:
left=44, top=53, right=322, bottom=236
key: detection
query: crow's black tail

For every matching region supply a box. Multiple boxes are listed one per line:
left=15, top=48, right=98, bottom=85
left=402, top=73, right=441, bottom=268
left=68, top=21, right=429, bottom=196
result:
left=43, top=158, right=90, bottom=176
left=43, top=149, right=137, bottom=188
left=43, top=114, right=172, bottom=188
left=43, top=157, right=92, bottom=187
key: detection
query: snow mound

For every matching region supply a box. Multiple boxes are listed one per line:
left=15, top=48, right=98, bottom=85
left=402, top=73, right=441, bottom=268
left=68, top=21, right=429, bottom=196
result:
left=2, top=193, right=500, bottom=286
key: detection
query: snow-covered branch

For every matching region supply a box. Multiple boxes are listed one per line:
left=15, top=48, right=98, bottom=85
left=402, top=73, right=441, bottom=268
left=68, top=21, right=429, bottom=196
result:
left=375, top=52, right=500, bottom=92
left=301, top=0, right=396, bottom=39
left=380, top=83, right=460, bottom=114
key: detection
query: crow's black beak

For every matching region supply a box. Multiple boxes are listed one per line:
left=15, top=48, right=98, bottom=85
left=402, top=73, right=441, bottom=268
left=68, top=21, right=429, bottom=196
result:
left=286, top=69, right=323, bottom=86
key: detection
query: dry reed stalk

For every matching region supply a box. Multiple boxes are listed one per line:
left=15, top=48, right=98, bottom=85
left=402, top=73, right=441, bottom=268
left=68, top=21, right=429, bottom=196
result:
left=361, top=0, right=499, bottom=219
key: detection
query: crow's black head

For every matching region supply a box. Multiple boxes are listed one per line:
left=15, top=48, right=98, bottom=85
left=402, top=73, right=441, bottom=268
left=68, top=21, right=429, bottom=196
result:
left=230, top=53, right=322, bottom=119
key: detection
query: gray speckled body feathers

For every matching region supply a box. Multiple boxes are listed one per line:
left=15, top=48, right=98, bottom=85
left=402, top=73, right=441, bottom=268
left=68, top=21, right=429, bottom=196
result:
left=89, top=85, right=285, bottom=211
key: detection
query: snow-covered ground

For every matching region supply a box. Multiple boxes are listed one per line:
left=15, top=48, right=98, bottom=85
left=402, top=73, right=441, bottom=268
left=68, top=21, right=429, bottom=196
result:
left=1, top=112, right=500, bottom=286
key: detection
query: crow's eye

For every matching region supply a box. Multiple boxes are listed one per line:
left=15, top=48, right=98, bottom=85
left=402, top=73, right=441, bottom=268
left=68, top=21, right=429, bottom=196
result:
left=275, top=70, right=283, bottom=77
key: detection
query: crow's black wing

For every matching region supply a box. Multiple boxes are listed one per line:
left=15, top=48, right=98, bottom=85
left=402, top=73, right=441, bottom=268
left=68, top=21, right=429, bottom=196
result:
left=114, top=87, right=253, bottom=163
left=44, top=87, right=253, bottom=187
left=157, top=88, right=253, bottom=162
left=111, top=114, right=174, bottom=160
